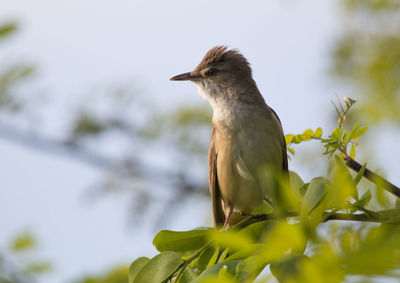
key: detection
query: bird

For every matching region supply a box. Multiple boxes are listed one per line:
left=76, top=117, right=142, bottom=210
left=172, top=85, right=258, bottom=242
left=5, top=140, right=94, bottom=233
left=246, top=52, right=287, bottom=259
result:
left=170, top=46, right=288, bottom=228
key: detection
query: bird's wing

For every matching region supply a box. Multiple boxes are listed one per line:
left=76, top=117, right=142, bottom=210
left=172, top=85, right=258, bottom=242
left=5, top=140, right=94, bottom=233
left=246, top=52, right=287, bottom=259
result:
left=209, top=126, right=225, bottom=227
left=269, top=107, right=289, bottom=172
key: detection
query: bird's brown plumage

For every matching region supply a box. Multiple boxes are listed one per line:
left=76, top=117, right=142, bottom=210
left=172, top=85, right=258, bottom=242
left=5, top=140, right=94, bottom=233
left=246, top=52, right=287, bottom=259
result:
left=170, top=45, right=288, bottom=228
left=208, top=127, right=225, bottom=225
left=209, top=108, right=288, bottom=227
left=194, top=45, right=252, bottom=76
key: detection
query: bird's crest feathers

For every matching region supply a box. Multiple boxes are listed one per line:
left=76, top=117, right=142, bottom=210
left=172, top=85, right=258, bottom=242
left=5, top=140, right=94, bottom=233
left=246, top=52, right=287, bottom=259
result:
left=195, top=45, right=251, bottom=74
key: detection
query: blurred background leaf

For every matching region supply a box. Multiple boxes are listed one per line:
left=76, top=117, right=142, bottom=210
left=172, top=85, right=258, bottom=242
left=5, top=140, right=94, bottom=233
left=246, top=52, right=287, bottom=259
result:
left=74, top=266, right=128, bottom=283
left=331, top=0, right=400, bottom=124
left=0, top=22, right=17, bottom=39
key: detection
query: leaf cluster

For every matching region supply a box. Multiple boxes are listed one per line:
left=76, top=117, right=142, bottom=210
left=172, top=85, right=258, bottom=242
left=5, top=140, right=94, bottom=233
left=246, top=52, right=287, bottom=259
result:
left=128, top=161, right=400, bottom=282
left=286, top=97, right=367, bottom=159
left=129, top=98, right=400, bottom=282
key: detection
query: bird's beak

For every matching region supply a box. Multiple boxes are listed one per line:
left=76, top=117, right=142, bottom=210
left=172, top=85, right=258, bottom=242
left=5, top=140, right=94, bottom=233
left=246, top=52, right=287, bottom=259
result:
left=170, top=72, right=200, bottom=81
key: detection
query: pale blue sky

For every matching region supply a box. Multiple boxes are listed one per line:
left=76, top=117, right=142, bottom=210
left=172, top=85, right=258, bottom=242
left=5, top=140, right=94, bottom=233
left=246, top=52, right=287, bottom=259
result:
left=3, top=1, right=398, bottom=283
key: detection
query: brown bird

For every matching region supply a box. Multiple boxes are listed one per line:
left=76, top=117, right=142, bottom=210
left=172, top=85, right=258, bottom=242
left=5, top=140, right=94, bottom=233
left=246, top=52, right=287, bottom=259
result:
left=170, top=46, right=288, bottom=228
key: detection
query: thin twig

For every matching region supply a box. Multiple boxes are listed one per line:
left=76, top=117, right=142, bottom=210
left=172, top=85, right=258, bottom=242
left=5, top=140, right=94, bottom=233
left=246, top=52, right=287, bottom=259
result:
left=172, top=243, right=211, bottom=282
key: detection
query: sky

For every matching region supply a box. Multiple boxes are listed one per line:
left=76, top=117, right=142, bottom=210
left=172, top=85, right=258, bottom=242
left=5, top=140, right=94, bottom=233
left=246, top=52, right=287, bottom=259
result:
left=2, top=1, right=394, bottom=282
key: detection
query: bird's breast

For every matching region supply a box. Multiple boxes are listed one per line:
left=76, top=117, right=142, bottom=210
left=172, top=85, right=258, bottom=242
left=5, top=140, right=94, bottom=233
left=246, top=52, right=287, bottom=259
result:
left=212, top=103, right=284, bottom=210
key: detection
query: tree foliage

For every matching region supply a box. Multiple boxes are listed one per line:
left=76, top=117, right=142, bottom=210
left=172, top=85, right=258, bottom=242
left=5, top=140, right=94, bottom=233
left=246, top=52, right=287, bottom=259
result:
left=129, top=99, right=400, bottom=283
left=332, top=0, right=400, bottom=124
left=74, top=266, right=129, bottom=283
left=0, top=231, right=51, bottom=283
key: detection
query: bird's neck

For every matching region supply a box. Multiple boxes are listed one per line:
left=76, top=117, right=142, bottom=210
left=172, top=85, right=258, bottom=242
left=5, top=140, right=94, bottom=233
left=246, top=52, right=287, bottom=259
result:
left=196, top=81, right=267, bottom=130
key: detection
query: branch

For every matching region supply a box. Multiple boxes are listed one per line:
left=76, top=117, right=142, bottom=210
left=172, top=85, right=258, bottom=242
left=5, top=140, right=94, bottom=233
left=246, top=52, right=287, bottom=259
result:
left=233, top=211, right=388, bottom=230
left=323, top=212, right=382, bottom=222
left=0, top=122, right=210, bottom=229
left=341, top=152, right=400, bottom=198
left=0, top=122, right=208, bottom=195
left=0, top=122, right=118, bottom=171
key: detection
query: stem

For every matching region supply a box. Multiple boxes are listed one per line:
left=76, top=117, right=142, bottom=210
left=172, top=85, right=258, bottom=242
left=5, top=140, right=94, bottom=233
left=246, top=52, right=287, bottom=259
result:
left=339, top=149, right=400, bottom=198
left=173, top=243, right=210, bottom=282
left=232, top=212, right=298, bottom=230
left=233, top=211, right=388, bottom=230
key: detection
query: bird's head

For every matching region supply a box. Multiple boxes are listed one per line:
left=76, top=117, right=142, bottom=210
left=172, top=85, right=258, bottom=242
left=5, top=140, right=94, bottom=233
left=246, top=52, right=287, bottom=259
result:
left=170, top=46, right=256, bottom=101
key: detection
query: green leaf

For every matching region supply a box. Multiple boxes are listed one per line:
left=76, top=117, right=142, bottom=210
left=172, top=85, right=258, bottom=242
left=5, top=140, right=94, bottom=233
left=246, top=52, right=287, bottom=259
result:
left=342, top=131, right=349, bottom=145
left=207, top=247, right=220, bottom=268
left=300, top=134, right=312, bottom=141
left=285, top=134, right=294, bottom=145
left=289, top=171, right=305, bottom=191
left=358, top=190, right=372, bottom=207
left=192, top=260, right=241, bottom=283
left=270, top=254, right=309, bottom=283
left=350, top=144, right=356, bottom=159
left=11, top=232, right=36, bottom=252
left=251, top=201, right=273, bottom=214
left=225, top=244, right=263, bottom=261
left=129, top=257, right=150, bottom=283
left=314, top=127, right=323, bottom=138
left=0, top=22, right=17, bottom=38
left=341, top=225, right=400, bottom=274
left=241, top=221, right=274, bottom=243
left=292, top=135, right=303, bottom=144
left=197, top=246, right=217, bottom=272
left=288, top=147, right=295, bottom=155
left=208, top=230, right=253, bottom=251
left=353, top=126, right=368, bottom=140
left=301, top=177, right=327, bottom=215
left=303, top=129, right=314, bottom=137
left=194, top=276, right=233, bottom=283
left=396, top=199, right=400, bottom=209
left=178, top=266, right=197, bottom=283
left=25, top=262, right=52, bottom=274
left=353, top=163, right=366, bottom=185
left=218, top=264, right=235, bottom=280
left=348, top=120, right=359, bottom=140
left=327, top=157, right=357, bottom=208
left=219, top=248, right=230, bottom=262
left=133, top=252, right=183, bottom=283
left=331, top=127, right=342, bottom=139
left=236, top=256, right=267, bottom=282
left=153, top=229, right=209, bottom=254
left=299, top=183, right=309, bottom=196
left=259, top=222, right=307, bottom=261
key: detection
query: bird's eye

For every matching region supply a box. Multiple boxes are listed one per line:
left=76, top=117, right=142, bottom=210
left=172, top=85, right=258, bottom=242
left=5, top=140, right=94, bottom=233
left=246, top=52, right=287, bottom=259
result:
left=206, top=68, right=218, bottom=76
